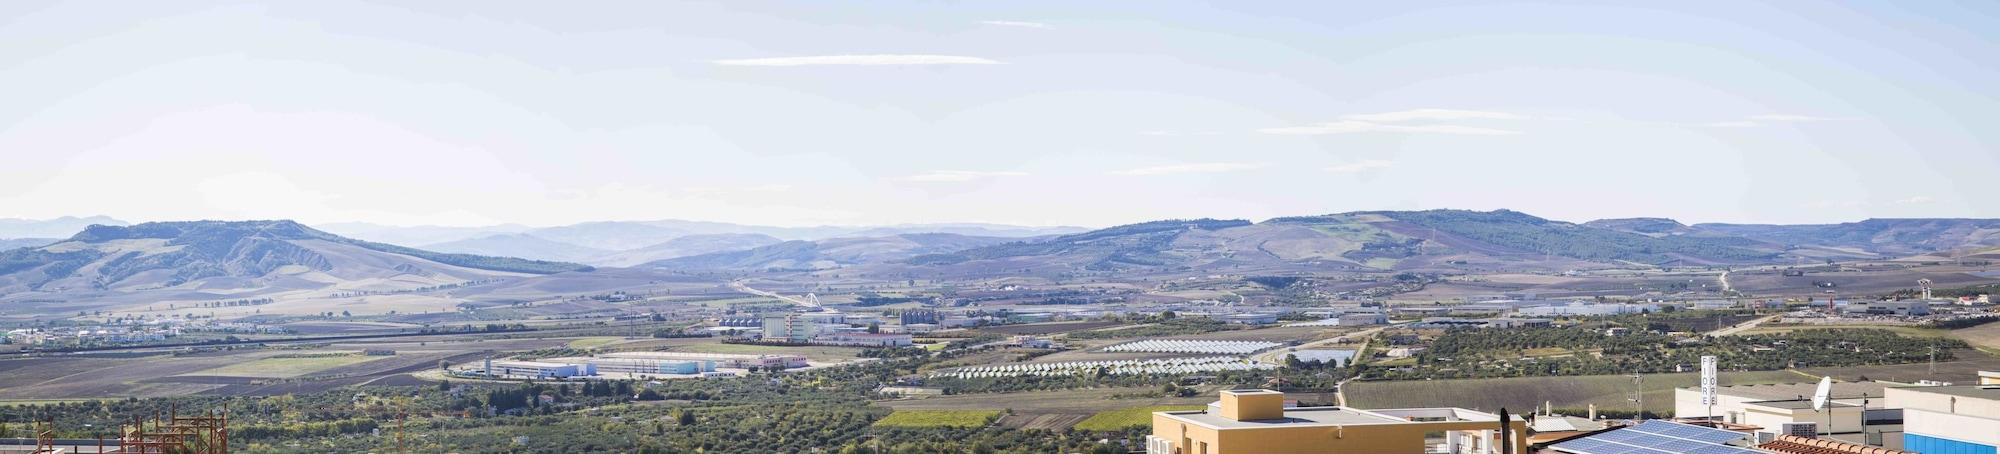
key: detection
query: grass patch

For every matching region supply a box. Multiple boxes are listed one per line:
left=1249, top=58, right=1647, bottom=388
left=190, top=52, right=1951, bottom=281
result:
left=1735, top=325, right=1947, bottom=338
left=1521, top=347, right=1579, bottom=357
left=1347, top=370, right=1803, bottom=417
left=1074, top=405, right=1205, bottom=432
left=871, top=410, right=1001, bottom=428
left=185, top=355, right=385, bottom=378
left=566, top=337, right=626, bottom=349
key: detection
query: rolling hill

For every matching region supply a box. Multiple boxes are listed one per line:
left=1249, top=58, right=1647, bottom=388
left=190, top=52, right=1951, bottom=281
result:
left=650, top=233, right=1018, bottom=271
left=1359, top=210, right=1778, bottom=265
left=0, top=220, right=590, bottom=295
left=1692, top=219, right=2000, bottom=256
left=907, top=219, right=1254, bottom=271
left=894, top=211, right=1796, bottom=276
left=0, top=216, right=127, bottom=239
left=0, top=238, right=58, bottom=251
left=421, top=233, right=613, bottom=263
left=588, top=233, right=784, bottom=267
left=1581, top=218, right=1699, bottom=237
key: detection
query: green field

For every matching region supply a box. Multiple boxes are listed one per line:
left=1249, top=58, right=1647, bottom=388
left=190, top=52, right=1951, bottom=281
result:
left=185, top=355, right=386, bottom=378
left=1736, top=324, right=1948, bottom=338
left=871, top=410, right=1001, bottom=428
left=1346, top=370, right=1804, bottom=416
left=1073, top=405, right=1205, bottom=432
left=566, top=337, right=628, bottom=349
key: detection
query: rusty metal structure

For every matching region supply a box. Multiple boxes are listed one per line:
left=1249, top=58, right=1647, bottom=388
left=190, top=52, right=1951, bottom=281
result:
left=118, top=404, right=228, bottom=454
left=32, top=420, right=55, bottom=454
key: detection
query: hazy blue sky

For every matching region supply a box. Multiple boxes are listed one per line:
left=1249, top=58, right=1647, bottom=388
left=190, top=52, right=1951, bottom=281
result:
left=1, top=1, right=1994, bottom=227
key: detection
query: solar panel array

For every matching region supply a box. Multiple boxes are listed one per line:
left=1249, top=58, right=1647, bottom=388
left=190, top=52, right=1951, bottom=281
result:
left=1101, top=339, right=1282, bottom=354
left=1550, top=420, right=1761, bottom=454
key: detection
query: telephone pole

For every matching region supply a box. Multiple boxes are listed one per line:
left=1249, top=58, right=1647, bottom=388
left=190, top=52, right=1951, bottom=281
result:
left=1630, top=374, right=1645, bottom=420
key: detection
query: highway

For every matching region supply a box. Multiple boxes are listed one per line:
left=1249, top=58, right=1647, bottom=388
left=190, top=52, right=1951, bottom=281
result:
left=730, top=280, right=822, bottom=309
left=1705, top=314, right=1779, bottom=336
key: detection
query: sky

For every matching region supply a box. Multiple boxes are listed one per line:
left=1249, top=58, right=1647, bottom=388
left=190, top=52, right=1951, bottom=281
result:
left=0, top=1, right=1995, bottom=228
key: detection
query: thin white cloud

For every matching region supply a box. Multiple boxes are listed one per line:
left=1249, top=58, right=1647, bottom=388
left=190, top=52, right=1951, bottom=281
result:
left=1804, top=200, right=1867, bottom=209
left=1749, top=114, right=1838, bottom=122
left=1703, top=114, right=1845, bottom=128
left=898, top=170, right=1028, bottom=183
left=980, top=20, right=1051, bottom=29
left=1324, top=160, right=1395, bottom=174
left=1111, top=162, right=1266, bottom=176
left=1139, top=130, right=1223, bottom=136
left=714, top=54, right=1002, bottom=66
left=681, top=184, right=794, bottom=196
left=1258, top=121, right=1522, bottom=136
left=1895, top=196, right=1936, bottom=205
left=1339, top=108, right=1529, bottom=122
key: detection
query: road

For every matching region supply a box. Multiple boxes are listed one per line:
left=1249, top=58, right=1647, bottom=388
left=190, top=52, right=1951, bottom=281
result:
left=1252, top=324, right=1397, bottom=365
left=1706, top=314, right=1779, bottom=336
left=730, top=280, right=821, bottom=309
left=1717, top=271, right=1733, bottom=294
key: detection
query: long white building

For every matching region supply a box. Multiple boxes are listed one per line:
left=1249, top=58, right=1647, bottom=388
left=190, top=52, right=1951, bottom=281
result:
left=597, top=351, right=809, bottom=369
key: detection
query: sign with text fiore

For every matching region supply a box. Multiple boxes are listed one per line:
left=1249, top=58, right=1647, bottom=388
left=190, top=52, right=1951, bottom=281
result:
left=1699, top=355, right=1717, bottom=406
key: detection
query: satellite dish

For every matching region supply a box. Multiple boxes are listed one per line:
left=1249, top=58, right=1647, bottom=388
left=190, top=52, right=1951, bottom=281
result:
left=1811, top=376, right=1833, bottom=411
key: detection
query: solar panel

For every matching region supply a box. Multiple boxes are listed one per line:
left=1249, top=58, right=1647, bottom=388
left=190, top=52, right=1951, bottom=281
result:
left=1549, top=420, right=1763, bottom=454
left=1627, top=420, right=1750, bottom=444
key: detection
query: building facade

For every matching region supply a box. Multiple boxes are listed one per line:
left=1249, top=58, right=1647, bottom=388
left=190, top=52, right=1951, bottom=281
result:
left=1887, top=385, right=2000, bottom=454
left=1147, top=389, right=1526, bottom=454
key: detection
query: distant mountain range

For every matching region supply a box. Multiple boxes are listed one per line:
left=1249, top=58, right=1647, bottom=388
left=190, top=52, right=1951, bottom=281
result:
left=0, top=220, right=586, bottom=297
left=311, top=220, right=1087, bottom=265
left=0, top=216, right=128, bottom=239
left=649, top=233, right=1019, bottom=271
left=2, top=211, right=1998, bottom=295
left=879, top=210, right=2000, bottom=274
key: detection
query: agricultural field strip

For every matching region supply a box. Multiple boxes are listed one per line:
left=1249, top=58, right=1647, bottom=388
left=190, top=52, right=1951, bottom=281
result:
left=871, top=410, right=1001, bottom=428
left=931, top=356, right=1271, bottom=378
left=1073, top=405, right=1207, bottom=431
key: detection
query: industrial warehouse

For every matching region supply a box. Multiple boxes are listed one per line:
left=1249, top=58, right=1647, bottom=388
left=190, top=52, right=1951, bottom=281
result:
left=461, top=351, right=815, bottom=380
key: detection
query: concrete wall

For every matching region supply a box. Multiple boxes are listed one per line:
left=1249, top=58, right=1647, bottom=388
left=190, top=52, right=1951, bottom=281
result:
left=1741, top=405, right=1862, bottom=436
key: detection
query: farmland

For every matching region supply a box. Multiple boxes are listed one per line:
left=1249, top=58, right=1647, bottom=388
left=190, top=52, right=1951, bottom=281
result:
left=1345, top=370, right=1805, bottom=416
left=186, top=354, right=387, bottom=379
left=870, top=410, right=1000, bottom=428
left=1073, top=405, right=1205, bottom=431
left=972, top=321, right=1124, bottom=335
left=1800, top=349, right=2000, bottom=384
left=879, top=386, right=1217, bottom=431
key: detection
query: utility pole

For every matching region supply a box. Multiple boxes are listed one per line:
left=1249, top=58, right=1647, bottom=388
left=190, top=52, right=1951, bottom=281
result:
left=1630, top=374, right=1645, bottom=420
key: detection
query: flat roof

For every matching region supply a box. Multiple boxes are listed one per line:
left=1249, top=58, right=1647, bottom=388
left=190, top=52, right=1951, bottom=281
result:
left=490, top=360, right=576, bottom=368
left=1161, top=406, right=1405, bottom=429
left=1687, top=382, right=1891, bottom=401
left=1890, top=385, right=2000, bottom=400
left=1745, top=399, right=1859, bottom=410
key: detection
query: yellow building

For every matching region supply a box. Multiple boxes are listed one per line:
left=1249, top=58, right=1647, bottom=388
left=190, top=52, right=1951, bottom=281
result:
left=1148, top=389, right=1528, bottom=454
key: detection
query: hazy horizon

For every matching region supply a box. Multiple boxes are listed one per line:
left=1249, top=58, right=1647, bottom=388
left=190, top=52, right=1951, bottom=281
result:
left=3, top=1, right=1995, bottom=228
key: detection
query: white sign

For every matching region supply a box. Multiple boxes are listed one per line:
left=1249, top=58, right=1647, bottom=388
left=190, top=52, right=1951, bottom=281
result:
left=1699, top=355, right=1717, bottom=406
